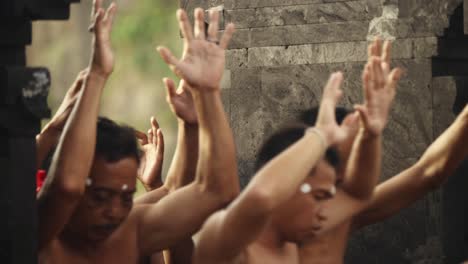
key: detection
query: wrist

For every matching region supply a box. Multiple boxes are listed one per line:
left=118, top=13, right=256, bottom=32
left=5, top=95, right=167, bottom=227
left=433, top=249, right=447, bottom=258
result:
left=305, top=127, right=329, bottom=150
left=359, top=127, right=380, bottom=140
left=88, top=68, right=110, bottom=81
left=178, top=119, right=198, bottom=128
left=191, top=86, right=221, bottom=97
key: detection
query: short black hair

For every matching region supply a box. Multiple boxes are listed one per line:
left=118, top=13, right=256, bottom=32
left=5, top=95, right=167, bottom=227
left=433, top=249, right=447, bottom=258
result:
left=96, top=117, right=140, bottom=164
left=255, top=123, right=340, bottom=172
left=299, top=106, right=352, bottom=126
left=41, top=117, right=140, bottom=171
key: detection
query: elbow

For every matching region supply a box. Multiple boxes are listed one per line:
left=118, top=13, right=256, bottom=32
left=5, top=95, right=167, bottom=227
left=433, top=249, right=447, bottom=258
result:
left=245, top=187, right=277, bottom=214
left=54, top=178, right=86, bottom=200
left=419, top=160, right=449, bottom=190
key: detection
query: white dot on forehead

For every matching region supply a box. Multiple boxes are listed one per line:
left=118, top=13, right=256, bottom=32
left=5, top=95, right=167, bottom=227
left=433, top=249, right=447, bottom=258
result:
left=122, top=184, right=128, bottom=191
left=85, top=178, right=93, bottom=187
left=330, top=186, right=337, bottom=196
left=300, top=183, right=312, bottom=194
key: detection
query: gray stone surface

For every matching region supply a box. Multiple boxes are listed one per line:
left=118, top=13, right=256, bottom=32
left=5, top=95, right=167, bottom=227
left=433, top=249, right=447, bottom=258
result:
left=225, top=1, right=379, bottom=29
left=184, top=0, right=468, bottom=262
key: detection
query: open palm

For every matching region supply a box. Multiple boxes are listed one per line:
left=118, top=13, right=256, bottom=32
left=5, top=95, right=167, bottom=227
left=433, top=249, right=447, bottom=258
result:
left=157, top=8, right=235, bottom=92
left=164, top=79, right=198, bottom=124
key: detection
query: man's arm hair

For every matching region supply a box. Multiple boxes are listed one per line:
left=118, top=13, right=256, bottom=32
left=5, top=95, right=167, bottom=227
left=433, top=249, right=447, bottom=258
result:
left=352, top=105, right=468, bottom=229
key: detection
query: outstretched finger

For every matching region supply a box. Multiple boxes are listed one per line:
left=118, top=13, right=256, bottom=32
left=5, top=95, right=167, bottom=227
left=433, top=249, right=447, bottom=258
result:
left=156, top=129, right=165, bottom=155
left=194, top=8, right=206, bottom=39
left=373, top=57, right=385, bottom=89
left=103, top=2, right=117, bottom=26
left=92, top=0, right=103, bottom=16
left=89, top=8, right=105, bottom=32
left=151, top=116, right=160, bottom=131
left=374, top=37, right=382, bottom=57
left=135, top=130, right=149, bottom=145
left=177, top=9, right=193, bottom=43
left=163, top=78, right=177, bottom=102
left=219, top=23, right=235, bottom=49
left=362, top=63, right=371, bottom=102
left=382, top=40, right=391, bottom=65
left=354, top=104, right=370, bottom=130
left=207, top=10, right=220, bottom=42
left=386, top=68, right=403, bottom=91
left=323, top=72, right=344, bottom=104
left=148, top=129, right=154, bottom=145
left=157, top=46, right=180, bottom=68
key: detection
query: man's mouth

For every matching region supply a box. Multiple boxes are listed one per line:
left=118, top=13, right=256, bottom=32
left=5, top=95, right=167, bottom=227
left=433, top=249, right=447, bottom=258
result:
left=93, top=224, right=118, bottom=236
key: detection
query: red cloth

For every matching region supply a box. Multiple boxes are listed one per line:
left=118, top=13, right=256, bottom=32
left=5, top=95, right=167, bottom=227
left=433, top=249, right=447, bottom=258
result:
left=36, top=170, right=47, bottom=193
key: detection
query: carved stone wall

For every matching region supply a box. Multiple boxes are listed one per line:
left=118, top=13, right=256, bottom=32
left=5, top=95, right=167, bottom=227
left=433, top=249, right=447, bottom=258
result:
left=182, top=0, right=468, bottom=262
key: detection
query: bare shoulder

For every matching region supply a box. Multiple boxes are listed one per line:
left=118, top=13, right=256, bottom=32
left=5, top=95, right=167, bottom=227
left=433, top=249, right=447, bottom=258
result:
left=194, top=210, right=228, bottom=260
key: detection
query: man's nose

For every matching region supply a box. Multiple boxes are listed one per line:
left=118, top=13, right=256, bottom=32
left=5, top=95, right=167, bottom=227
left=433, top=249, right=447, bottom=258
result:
left=316, top=207, right=327, bottom=221
left=104, top=197, right=125, bottom=220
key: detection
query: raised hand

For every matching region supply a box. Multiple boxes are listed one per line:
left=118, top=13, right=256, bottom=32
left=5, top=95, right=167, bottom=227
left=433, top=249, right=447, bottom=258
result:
left=157, top=8, right=235, bottom=92
left=315, top=72, right=359, bottom=146
left=136, top=117, right=165, bottom=191
left=89, top=0, right=116, bottom=77
left=354, top=39, right=402, bottom=136
left=163, top=78, right=198, bottom=124
left=43, top=69, right=88, bottom=134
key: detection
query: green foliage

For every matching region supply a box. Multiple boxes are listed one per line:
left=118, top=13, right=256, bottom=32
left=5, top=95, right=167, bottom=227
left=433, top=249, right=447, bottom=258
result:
left=113, top=0, right=182, bottom=74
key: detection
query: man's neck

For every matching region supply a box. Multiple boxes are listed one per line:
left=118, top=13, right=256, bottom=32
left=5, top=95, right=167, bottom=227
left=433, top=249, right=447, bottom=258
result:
left=59, top=230, right=104, bottom=256
left=256, top=222, right=288, bottom=250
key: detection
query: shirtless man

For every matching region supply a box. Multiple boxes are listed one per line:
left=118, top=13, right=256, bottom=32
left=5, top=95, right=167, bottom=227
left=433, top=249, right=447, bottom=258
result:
left=298, top=40, right=468, bottom=264
left=159, top=28, right=400, bottom=261
left=37, top=1, right=239, bottom=263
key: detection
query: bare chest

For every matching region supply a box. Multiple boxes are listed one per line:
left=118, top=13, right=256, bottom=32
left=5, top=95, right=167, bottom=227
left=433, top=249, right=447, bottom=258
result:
left=241, top=244, right=299, bottom=264
left=39, top=233, right=140, bottom=264
left=299, top=223, right=351, bottom=264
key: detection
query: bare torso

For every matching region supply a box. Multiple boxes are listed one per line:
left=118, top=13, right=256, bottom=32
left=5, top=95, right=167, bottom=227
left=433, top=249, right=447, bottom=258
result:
left=39, top=207, right=146, bottom=264
left=195, top=241, right=299, bottom=264
left=298, top=221, right=352, bottom=264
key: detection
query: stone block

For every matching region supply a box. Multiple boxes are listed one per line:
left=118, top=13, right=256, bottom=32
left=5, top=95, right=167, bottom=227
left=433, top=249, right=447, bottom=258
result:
left=247, top=39, right=415, bottom=67
left=412, top=37, right=438, bottom=58
left=227, top=28, right=250, bottom=49
left=396, top=16, right=447, bottom=38
left=230, top=68, right=264, bottom=161
left=226, top=49, right=248, bottom=69
left=225, top=1, right=378, bottom=29
left=250, top=21, right=369, bottom=47
left=220, top=88, right=231, bottom=117
left=221, top=70, right=231, bottom=89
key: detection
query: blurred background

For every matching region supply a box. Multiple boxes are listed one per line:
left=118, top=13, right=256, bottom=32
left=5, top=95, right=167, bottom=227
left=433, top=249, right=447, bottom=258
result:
left=27, top=0, right=183, bottom=195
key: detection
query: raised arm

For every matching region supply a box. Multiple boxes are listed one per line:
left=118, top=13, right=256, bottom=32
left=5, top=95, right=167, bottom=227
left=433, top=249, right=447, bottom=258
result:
left=36, top=70, right=88, bottom=170
left=353, top=104, right=468, bottom=229
left=37, top=0, right=116, bottom=250
left=163, top=79, right=199, bottom=191
left=316, top=39, right=402, bottom=233
left=134, top=8, right=239, bottom=255
left=342, top=39, right=401, bottom=199
left=194, top=72, right=356, bottom=261
left=135, top=79, right=199, bottom=204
